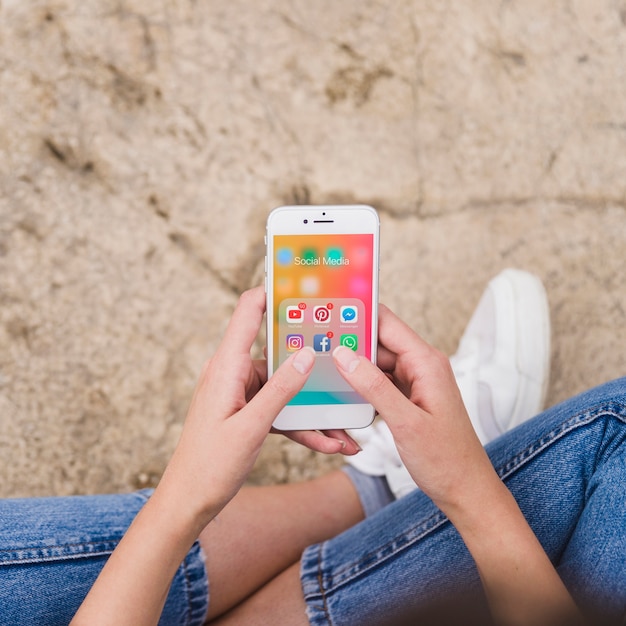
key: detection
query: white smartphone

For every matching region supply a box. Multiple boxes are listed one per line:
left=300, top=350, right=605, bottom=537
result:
left=266, top=204, right=380, bottom=431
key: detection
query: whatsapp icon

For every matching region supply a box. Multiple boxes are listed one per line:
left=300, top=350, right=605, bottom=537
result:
left=340, top=334, right=358, bottom=351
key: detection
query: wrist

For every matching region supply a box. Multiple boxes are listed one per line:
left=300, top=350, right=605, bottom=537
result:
left=151, top=466, right=223, bottom=541
left=443, top=468, right=516, bottom=541
left=443, top=470, right=581, bottom=625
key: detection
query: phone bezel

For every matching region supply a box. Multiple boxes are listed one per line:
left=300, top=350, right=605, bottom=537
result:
left=266, top=204, right=380, bottom=431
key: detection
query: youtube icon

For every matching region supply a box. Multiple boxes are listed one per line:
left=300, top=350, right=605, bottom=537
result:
left=286, top=306, right=303, bottom=323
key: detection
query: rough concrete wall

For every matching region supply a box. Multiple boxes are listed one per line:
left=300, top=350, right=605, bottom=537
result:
left=0, top=1, right=624, bottom=497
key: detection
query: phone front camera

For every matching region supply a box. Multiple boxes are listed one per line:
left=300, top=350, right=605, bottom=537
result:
left=303, top=219, right=308, bottom=224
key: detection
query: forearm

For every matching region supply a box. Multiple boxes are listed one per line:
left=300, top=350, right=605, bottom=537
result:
left=71, top=287, right=314, bottom=625
left=71, top=484, right=212, bottom=626
left=446, top=474, right=581, bottom=626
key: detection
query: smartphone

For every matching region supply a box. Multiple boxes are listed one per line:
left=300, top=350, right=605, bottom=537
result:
left=266, top=204, right=380, bottom=431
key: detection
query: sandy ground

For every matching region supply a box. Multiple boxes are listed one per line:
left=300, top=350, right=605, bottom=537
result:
left=0, top=1, right=624, bottom=496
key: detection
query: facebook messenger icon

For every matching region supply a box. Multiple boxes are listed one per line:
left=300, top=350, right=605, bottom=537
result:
left=340, top=305, right=358, bottom=323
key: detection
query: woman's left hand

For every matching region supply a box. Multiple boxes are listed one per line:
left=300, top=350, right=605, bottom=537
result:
left=160, top=286, right=324, bottom=523
left=72, top=286, right=350, bottom=626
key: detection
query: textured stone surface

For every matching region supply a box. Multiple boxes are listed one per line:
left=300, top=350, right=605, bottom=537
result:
left=0, top=1, right=624, bottom=497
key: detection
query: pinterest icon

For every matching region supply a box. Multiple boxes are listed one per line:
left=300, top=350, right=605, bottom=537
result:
left=313, top=305, right=331, bottom=323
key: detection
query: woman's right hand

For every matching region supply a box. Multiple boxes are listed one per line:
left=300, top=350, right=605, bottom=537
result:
left=331, top=303, right=494, bottom=515
left=331, top=304, right=581, bottom=626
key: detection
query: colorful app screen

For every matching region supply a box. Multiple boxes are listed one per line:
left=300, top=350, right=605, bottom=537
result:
left=272, top=233, right=374, bottom=405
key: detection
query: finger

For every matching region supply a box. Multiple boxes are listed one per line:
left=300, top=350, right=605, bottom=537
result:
left=277, top=430, right=353, bottom=455
left=319, top=429, right=361, bottom=456
left=377, top=303, right=432, bottom=360
left=243, top=359, right=269, bottom=403
left=375, top=344, right=397, bottom=372
left=217, top=286, right=266, bottom=359
left=252, top=359, right=268, bottom=385
left=239, top=347, right=315, bottom=430
left=332, top=345, right=419, bottom=430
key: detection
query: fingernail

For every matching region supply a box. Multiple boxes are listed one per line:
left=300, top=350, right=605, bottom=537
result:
left=346, top=440, right=362, bottom=453
left=333, top=345, right=360, bottom=373
left=292, top=346, right=315, bottom=374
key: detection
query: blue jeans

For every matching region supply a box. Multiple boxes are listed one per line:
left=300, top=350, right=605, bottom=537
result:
left=301, top=377, right=626, bottom=625
left=1, top=378, right=625, bottom=625
left=0, top=490, right=208, bottom=626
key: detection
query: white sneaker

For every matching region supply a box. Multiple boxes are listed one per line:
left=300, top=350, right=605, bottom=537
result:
left=346, top=268, right=551, bottom=498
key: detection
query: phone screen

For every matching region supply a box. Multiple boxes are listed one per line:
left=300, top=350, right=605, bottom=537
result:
left=272, top=233, right=374, bottom=406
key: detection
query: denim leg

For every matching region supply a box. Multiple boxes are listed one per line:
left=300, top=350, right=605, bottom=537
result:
left=0, top=489, right=208, bottom=626
left=341, top=466, right=395, bottom=518
left=301, top=377, right=626, bottom=625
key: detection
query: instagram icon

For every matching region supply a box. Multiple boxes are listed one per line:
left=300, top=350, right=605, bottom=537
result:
left=286, top=334, right=304, bottom=351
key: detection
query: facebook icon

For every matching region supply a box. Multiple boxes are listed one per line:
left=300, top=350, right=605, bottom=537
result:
left=313, top=334, right=332, bottom=352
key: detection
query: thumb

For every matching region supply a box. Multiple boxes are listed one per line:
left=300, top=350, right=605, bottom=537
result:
left=243, top=347, right=316, bottom=428
left=332, top=345, right=415, bottom=427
